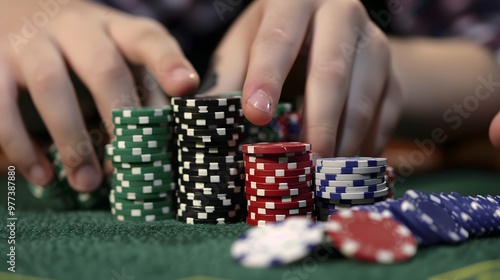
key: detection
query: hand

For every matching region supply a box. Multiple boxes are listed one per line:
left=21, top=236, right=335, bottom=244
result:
left=204, top=0, right=404, bottom=158
left=0, top=0, right=199, bottom=191
left=490, top=111, right=500, bottom=148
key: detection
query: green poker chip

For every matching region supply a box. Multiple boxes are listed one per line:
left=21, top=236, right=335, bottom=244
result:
left=112, top=199, right=174, bottom=210
left=111, top=190, right=170, bottom=200
left=107, top=151, right=170, bottom=163
left=113, top=134, right=168, bottom=143
left=112, top=205, right=172, bottom=216
left=113, top=115, right=172, bottom=125
left=115, top=160, right=172, bottom=169
left=112, top=171, right=173, bottom=182
left=112, top=107, right=172, bottom=118
left=114, top=164, right=172, bottom=175
left=105, top=144, right=165, bottom=157
left=114, top=184, right=175, bottom=194
left=113, top=212, right=175, bottom=222
left=112, top=178, right=172, bottom=188
left=113, top=123, right=166, bottom=129
left=112, top=139, right=168, bottom=150
left=114, top=126, right=169, bottom=136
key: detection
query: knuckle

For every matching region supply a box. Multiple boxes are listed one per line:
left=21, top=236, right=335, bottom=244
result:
left=88, top=50, right=127, bottom=80
left=256, top=27, right=295, bottom=50
left=30, top=62, right=61, bottom=91
left=308, top=122, right=339, bottom=139
left=131, top=18, right=168, bottom=41
left=310, top=59, right=347, bottom=82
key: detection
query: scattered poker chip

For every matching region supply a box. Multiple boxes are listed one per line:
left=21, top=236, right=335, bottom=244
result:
left=114, top=126, right=168, bottom=136
left=315, top=172, right=385, bottom=181
left=315, top=178, right=385, bottom=187
left=246, top=192, right=314, bottom=202
left=113, top=140, right=167, bottom=149
left=316, top=187, right=389, bottom=200
left=171, top=96, right=241, bottom=107
left=246, top=181, right=312, bottom=190
left=246, top=174, right=313, bottom=184
left=249, top=211, right=314, bottom=222
left=242, top=142, right=311, bottom=154
left=244, top=160, right=314, bottom=170
left=316, top=182, right=387, bottom=193
left=316, top=157, right=387, bottom=168
left=247, top=205, right=315, bottom=215
left=231, top=217, right=324, bottom=267
left=246, top=166, right=313, bottom=177
left=244, top=153, right=313, bottom=163
left=325, top=210, right=417, bottom=263
left=245, top=185, right=312, bottom=197
left=247, top=198, right=315, bottom=209
left=315, top=165, right=387, bottom=174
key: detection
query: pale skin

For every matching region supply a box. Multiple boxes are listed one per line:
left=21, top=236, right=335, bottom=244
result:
left=0, top=0, right=499, bottom=193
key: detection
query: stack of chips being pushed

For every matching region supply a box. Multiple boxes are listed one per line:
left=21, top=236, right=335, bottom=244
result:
left=172, top=96, right=246, bottom=224
left=106, top=107, right=176, bottom=222
left=242, top=142, right=315, bottom=227
left=315, top=157, right=389, bottom=221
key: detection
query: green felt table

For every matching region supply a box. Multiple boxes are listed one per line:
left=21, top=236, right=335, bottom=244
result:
left=1, top=168, right=500, bottom=280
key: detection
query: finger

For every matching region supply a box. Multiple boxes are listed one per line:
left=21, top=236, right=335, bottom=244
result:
left=361, top=66, right=404, bottom=156
left=489, top=110, right=500, bottom=148
left=336, top=26, right=390, bottom=156
left=134, top=68, right=169, bottom=107
left=302, top=0, right=366, bottom=157
left=200, top=2, right=263, bottom=96
left=19, top=39, right=102, bottom=192
left=52, top=23, right=138, bottom=136
left=242, top=0, right=313, bottom=125
left=108, top=16, right=199, bottom=96
left=0, top=55, right=54, bottom=186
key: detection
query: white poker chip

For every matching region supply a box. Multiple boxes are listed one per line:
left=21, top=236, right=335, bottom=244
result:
left=231, top=217, right=324, bottom=267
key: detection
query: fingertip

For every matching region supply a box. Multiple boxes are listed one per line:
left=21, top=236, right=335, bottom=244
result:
left=489, top=111, right=500, bottom=148
left=243, top=88, right=275, bottom=125
left=162, top=66, right=200, bottom=96
left=71, top=164, right=103, bottom=193
left=28, top=161, right=54, bottom=187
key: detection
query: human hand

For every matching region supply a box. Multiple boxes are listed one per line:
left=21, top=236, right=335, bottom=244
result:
left=0, top=0, right=199, bottom=191
left=204, top=0, right=404, bottom=158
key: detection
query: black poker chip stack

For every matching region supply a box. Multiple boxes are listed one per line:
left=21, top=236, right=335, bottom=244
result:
left=172, top=96, right=246, bottom=224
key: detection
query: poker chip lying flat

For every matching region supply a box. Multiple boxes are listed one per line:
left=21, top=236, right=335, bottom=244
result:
left=244, top=153, right=313, bottom=163
left=231, top=217, right=324, bottom=267
left=114, top=126, right=168, bottom=136
left=246, top=174, right=313, bottom=184
left=242, top=142, right=311, bottom=154
left=245, top=160, right=313, bottom=170
left=316, top=157, right=387, bottom=168
left=246, top=181, right=312, bottom=190
left=113, top=140, right=166, bottom=149
left=176, top=215, right=242, bottom=224
left=325, top=210, right=417, bottom=263
left=246, top=191, right=314, bottom=202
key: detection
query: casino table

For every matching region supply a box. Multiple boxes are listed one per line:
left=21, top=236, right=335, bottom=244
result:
left=1, top=168, right=500, bottom=280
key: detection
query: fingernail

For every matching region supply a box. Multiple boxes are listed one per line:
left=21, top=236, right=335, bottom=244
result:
left=75, top=164, right=101, bottom=192
left=169, top=67, right=197, bottom=82
left=247, top=89, right=272, bottom=114
left=29, top=164, right=49, bottom=185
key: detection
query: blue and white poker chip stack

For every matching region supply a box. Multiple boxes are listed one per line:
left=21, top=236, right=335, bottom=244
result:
left=314, top=157, right=389, bottom=221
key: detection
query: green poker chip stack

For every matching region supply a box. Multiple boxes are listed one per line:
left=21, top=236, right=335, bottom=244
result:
left=107, top=107, right=176, bottom=222
left=26, top=143, right=110, bottom=210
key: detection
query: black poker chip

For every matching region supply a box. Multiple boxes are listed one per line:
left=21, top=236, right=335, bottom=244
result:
left=171, top=96, right=241, bottom=107
left=177, top=203, right=244, bottom=213
left=178, top=166, right=243, bottom=177
left=177, top=131, right=245, bottom=142
left=176, top=189, right=242, bottom=200
left=179, top=160, right=244, bottom=170
left=175, top=214, right=242, bottom=224
left=180, top=173, right=245, bottom=183
left=173, top=104, right=239, bottom=113
left=178, top=153, right=243, bottom=163
left=174, top=115, right=244, bottom=127
left=174, top=109, right=243, bottom=120
left=179, top=184, right=243, bottom=195
left=176, top=195, right=244, bottom=207
left=178, top=179, right=244, bottom=189
left=175, top=125, right=245, bottom=137
left=179, top=145, right=240, bottom=155
left=177, top=208, right=243, bottom=219
left=176, top=138, right=243, bottom=148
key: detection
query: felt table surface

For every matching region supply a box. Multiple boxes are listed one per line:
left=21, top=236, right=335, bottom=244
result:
left=1, top=168, right=500, bottom=280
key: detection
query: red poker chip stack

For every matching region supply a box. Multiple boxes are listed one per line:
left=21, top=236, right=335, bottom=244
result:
left=242, top=142, right=315, bottom=227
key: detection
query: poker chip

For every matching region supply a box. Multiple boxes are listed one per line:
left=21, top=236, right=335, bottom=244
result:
left=245, top=185, right=312, bottom=196
left=316, top=187, right=389, bottom=200
left=231, top=217, right=324, bottom=267
left=173, top=104, right=238, bottom=113
left=244, top=153, right=313, bottom=163
left=177, top=208, right=241, bottom=220
left=246, top=166, right=313, bottom=177
left=179, top=185, right=242, bottom=195
left=315, top=178, right=385, bottom=187
left=171, top=96, right=241, bottom=107
left=315, top=172, right=385, bottom=180
left=176, top=215, right=242, bottom=224
left=316, top=157, right=387, bottom=168
left=246, top=181, right=312, bottom=190
left=244, top=160, right=313, bottom=170
left=114, top=115, right=171, bottom=125
left=176, top=125, right=245, bottom=136
left=326, top=210, right=417, bottom=263
left=174, top=116, right=244, bottom=127
left=114, top=164, right=172, bottom=174
left=247, top=205, right=315, bottom=215
left=315, top=182, right=387, bottom=193
left=249, top=211, right=314, bottom=222
left=246, top=191, right=314, bottom=202
left=181, top=161, right=244, bottom=170
left=246, top=174, right=313, bottom=184
left=113, top=140, right=167, bottom=149
left=179, top=166, right=242, bottom=177
left=247, top=198, right=315, bottom=209
left=114, top=126, right=168, bottom=136
left=242, top=142, right=311, bottom=154
left=176, top=109, right=243, bottom=121
left=315, top=165, right=387, bottom=174
left=178, top=203, right=243, bottom=213
left=112, top=171, right=173, bottom=182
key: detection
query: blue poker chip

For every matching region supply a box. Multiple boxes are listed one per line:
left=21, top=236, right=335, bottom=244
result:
left=315, top=165, right=387, bottom=175
left=402, top=190, right=469, bottom=244
left=314, top=172, right=385, bottom=181
left=447, top=192, right=487, bottom=237
left=316, top=157, right=387, bottom=168
left=464, top=196, right=498, bottom=236
left=315, top=187, right=389, bottom=200
left=435, top=193, right=477, bottom=237
left=315, top=178, right=385, bottom=187
left=315, top=182, right=387, bottom=193
left=470, top=195, right=500, bottom=235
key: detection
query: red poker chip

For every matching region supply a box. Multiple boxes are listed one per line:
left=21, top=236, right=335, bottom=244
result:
left=245, top=186, right=312, bottom=197
left=246, top=173, right=313, bottom=184
left=244, top=160, right=314, bottom=170
left=246, top=166, right=313, bottom=177
left=246, top=181, right=312, bottom=190
left=244, top=153, right=313, bottom=164
left=248, top=211, right=314, bottom=221
left=247, top=198, right=315, bottom=209
left=246, top=191, right=314, bottom=202
left=326, top=210, right=417, bottom=264
left=242, top=142, right=311, bottom=154
left=247, top=205, right=315, bottom=215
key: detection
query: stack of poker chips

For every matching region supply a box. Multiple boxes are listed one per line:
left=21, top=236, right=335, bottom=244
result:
left=314, top=157, right=389, bottom=221
left=27, top=143, right=110, bottom=210
left=242, top=142, right=315, bottom=227
left=244, top=103, right=293, bottom=143
left=106, top=107, right=175, bottom=222
left=172, top=96, right=246, bottom=224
